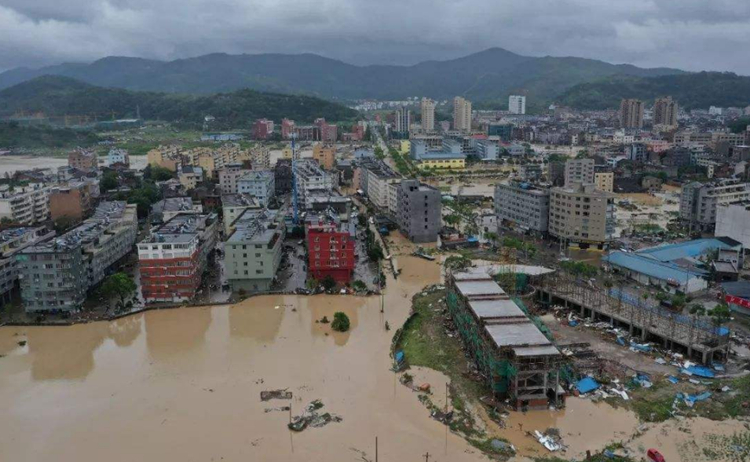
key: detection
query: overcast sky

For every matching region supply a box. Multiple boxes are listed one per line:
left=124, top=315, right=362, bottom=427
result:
left=1, top=0, right=749, bottom=74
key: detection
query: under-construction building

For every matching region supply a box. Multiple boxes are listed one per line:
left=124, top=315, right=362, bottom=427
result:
left=447, top=268, right=563, bottom=410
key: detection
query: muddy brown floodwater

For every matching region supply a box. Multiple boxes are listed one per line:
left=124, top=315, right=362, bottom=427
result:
left=0, top=234, right=744, bottom=462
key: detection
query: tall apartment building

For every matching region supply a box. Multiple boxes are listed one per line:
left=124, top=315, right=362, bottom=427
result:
left=421, top=98, right=436, bottom=131
left=237, top=170, right=275, bottom=206
left=315, top=118, right=338, bottom=142
left=453, top=96, right=472, bottom=131
left=218, top=164, right=251, bottom=195
left=494, top=182, right=550, bottom=233
left=396, top=180, right=441, bottom=243
left=293, top=160, right=334, bottom=208
left=274, top=159, right=293, bottom=195
left=306, top=214, right=355, bottom=283
left=17, top=202, right=138, bottom=313
left=394, top=106, right=411, bottom=134
left=0, top=183, right=50, bottom=225
left=653, top=96, right=678, bottom=129
left=508, top=95, right=526, bottom=115
left=627, top=143, right=648, bottom=162
left=147, top=145, right=182, bottom=171
left=249, top=145, right=271, bottom=169
left=225, top=209, right=285, bottom=292
left=252, top=119, right=274, bottom=140
left=680, top=180, right=750, bottom=230
left=312, top=144, right=336, bottom=170
left=473, top=139, right=500, bottom=161
left=281, top=118, right=295, bottom=139
left=68, top=149, right=98, bottom=171
left=0, top=227, right=55, bottom=302
left=137, top=213, right=219, bottom=303
left=564, top=158, right=595, bottom=186
left=488, top=123, right=513, bottom=142
left=619, top=99, right=644, bottom=129
left=221, top=194, right=261, bottom=235
left=549, top=183, right=615, bottom=249
left=359, top=158, right=401, bottom=214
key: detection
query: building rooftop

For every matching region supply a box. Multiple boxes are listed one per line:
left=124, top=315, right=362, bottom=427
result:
left=454, top=280, right=507, bottom=299
left=153, top=197, right=196, bottom=213
left=221, top=193, right=261, bottom=208
left=636, top=237, right=741, bottom=263
left=228, top=210, right=281, bottom=245
left=484, top=322, right=560, bottom=357
left=467, top=299, right=524, bottom=320
left=143, top=213, right=213, bottom=244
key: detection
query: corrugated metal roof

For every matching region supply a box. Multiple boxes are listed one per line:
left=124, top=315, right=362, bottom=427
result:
left=604, top=251, right=705, bottom=282
left=636, top=238, right=738, bottom=262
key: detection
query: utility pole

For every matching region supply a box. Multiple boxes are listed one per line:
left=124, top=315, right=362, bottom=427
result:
left=423, top=452, right=431, bottom=462
left=375, top=436, right=378, bottom=462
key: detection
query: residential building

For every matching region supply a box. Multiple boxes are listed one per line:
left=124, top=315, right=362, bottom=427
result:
left=594, top=169, right=614, bottom=193
left=312, top=144, right=336, bottom=170
left=137, top=213, right=219, bottom=303
left=680, top=180, right=750, bottom=230
left=107, top=148, right=130, bottom=167
left=716, top=202, right=750, bottom=249
left=249, top=145, right=271, bottom=169
left=68, top=149, right=98, bottom=171
left=508, top=95, right=526, bottom=115
left=396, top=180, right=441, bottom=243
left=237, top=170, right=275, bottom=206
left=619, top=99, right=644, bottom=129
left=0, top=184, right=50, bottom=225
left=281, top=118, right=295, bottom=139
left=253, top=119, right=274, bottom=140
left=274, top=159, right=293, bottom=195
left=178, top=165, right=203, bottom=191
left=494, top=182, right=550, bottom=233
left=225, top=209, right=285, bottom=292
left=564, top=158, right=595, bottom=186
left=49, top=181, right=97, bottom=223
left=421, top=98, right=436, bottom=131
left=0, top=227, right=55, bottom=302
left=394, top=106, right=411, bottom=135
left=549, top=183, right=616, bottom=249
left=218, top=164, right=251, bottom=195
left=293, top=160, right=334, bottom=208
left=221, top=194, right=262, bottom=235
left=627, top=143, right=648, bottom=162
left=306, top=213, right=355, bottom=283
left=653, top=97, right=678, bottom=129
left=151, top=197, right=203, bottom=223
left=453, top=96, right=472, bottom=131
left=518, top=163, right=543, bottom=181
left=410, top=140, right=466, bottom=170
left=18, top=202, right=138, bottom=313
left=359, top=158, right=401, bottom=214
left=315, top=118, right=338, bottom=142
left=147, top=145, right=182, bottom=171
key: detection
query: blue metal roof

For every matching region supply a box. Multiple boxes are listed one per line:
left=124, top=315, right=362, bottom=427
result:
left=603, top=251, right=706, bottom=282
left=636, top=238, right=738, bottom=263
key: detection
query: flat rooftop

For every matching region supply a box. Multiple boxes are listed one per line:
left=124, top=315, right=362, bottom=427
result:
left=468, top=299, right=525, bottom=320
left=484, top=322, right=560, bottom=357
left=454, top=280, right=506, bottom=299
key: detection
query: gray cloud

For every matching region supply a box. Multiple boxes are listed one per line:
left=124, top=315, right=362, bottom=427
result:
left=0, top=0, right=748, bottom=74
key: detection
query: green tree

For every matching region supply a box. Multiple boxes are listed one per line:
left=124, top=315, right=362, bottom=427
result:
left=321, top=275, right=337, bottom=291
left=444, top=214, right=462, bottom=226
left=710, top=303, right=731, bottom=336
left=331, top=312, right=351, bottom=332
left=101, top=272, right=137, bottom=311
left=100, top=171, right=119, bottom=192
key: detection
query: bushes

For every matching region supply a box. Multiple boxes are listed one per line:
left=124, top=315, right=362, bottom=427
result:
left=331, top=312, right=350, bottom=332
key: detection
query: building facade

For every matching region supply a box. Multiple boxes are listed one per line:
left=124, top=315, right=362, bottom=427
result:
left=494, top=182, right=550, bottom=233
left=306, top=215, right=355, bottom=283
left=453, top=96, right=472, bottom=131
left=681, top=180, right=750, bottom=230
left=237, top=171, right=275, bottom=206
left=549, top=183, right=615, bottom=248
left=312, top=144, right=336, bottom=170
left=138, top=213, right=219, bottom=303
left=396, top=179, right=441, bottom=243
left=508, top=95, right=526, bottom=115
left=653, top=96, right=678, bottom=129
left=564, top=158, right=595, bottom=186
left=420, top=98, right=436, bottom=131
left=225, top=210, right=285, bottom=292
left=0, top=184, right=50, bottom=225
left=619, top=99, right=644, bottom=129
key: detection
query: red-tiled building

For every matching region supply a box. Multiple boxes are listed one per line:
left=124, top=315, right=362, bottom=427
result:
left=306, top=215, right=355, bottom=283
left=252, top=119, right=274, bottom=140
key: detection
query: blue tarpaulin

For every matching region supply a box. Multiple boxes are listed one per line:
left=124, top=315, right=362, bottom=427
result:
left=681, top=366, right=715, bottom=378
left=395, top=351, right=404, bottom=363
left=667, top=376, right=680, bottom=384
left=576, top=377, right=600, bottom=394
left=678, top=391, right=712, bottom=405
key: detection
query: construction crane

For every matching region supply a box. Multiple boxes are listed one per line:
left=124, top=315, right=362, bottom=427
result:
left=291, top=134, right=300, bottom=225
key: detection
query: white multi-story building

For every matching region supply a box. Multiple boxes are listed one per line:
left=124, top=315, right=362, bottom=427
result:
left=453, top=96, right=472, bottom=131
left=0, top=183, right=50, bottom=225
left=293, top=160, right=334, bottom=208
left=238, top=171, right=275, bottom=206
left=508, top=95, right=526, bottom=115
left=107, top=148, right=130, bottom=167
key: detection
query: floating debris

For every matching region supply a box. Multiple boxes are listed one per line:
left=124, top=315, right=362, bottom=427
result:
left=288, top=399, right=342, bottom=432
left=260, top=389, right=293, bottom=401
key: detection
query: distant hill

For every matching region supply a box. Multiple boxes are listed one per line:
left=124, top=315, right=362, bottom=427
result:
left=557, top=72, right=750, bottom=110
left=0, top=76, right=359, bottom=127
left=0, top=48, right=685, bottom=107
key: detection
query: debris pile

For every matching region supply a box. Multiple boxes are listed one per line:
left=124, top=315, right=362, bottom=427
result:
left=260, top=389, right=293, bottom=401
left=534, top=428, right=565, bottom=452
left=288, top=399, right=342, bottom=432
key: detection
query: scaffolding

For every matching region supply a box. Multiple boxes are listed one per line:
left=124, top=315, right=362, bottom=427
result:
left=447, top=271, right=564, bottom=410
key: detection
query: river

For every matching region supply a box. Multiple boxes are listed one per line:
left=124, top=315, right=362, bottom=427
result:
left=0, top=233, right=743, bottom=462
